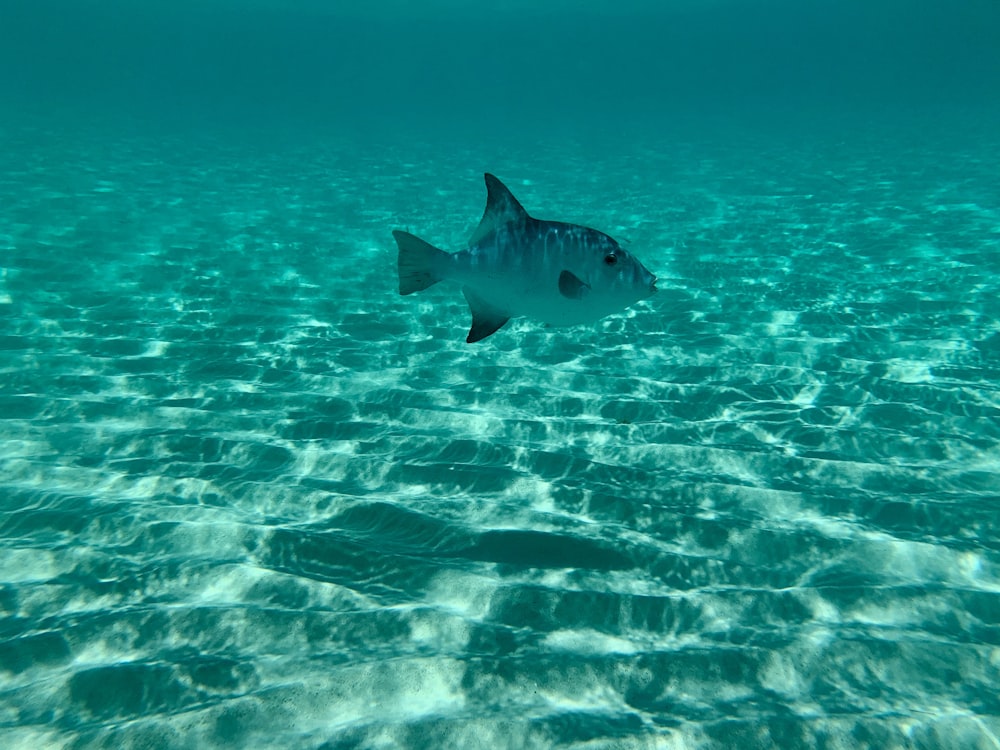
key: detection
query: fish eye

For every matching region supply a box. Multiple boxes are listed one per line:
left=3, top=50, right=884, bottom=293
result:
left=604, top=254, right=618, bottom=266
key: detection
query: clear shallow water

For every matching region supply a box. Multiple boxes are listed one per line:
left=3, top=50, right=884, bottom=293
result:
left=1, top=114, right=999, bottom=750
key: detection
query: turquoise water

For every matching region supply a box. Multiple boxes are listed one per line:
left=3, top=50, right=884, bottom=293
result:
left=3, top=2, right=1000, bottom=749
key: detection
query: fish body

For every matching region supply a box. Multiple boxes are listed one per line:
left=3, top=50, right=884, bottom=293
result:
left=394, top=173, right=657, bottom=343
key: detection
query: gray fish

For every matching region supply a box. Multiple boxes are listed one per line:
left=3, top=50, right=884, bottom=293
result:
left=393, top=173, right=657, bottom=343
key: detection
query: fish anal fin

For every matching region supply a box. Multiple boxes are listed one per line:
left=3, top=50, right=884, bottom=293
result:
left=469, top=173, right=531, bottom=246
left=463, top=286, right=510, bottom=343
left=558, top=270, right=591, bottom=300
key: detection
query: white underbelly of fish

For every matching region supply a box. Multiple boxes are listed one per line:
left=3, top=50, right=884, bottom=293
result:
left=461, top=276, right=602, bottom=327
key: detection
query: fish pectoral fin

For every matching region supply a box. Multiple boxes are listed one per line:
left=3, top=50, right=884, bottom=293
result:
left=463, top=286, right=510, bottom=343
left=558, top=270, right=591, bottom=300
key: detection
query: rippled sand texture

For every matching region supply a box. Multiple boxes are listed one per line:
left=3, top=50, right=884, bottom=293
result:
left=1, top=120, right=999, bottom=749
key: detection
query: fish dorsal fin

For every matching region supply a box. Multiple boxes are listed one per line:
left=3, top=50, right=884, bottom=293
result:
left=469, top=173, right=530, bottom=246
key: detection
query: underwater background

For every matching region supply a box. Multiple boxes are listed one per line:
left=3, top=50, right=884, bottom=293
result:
left=2, top=1, right=999, bottom=748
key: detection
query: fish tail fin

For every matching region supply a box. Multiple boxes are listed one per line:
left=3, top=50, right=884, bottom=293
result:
left=393, top=230, right=449, bottom=295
